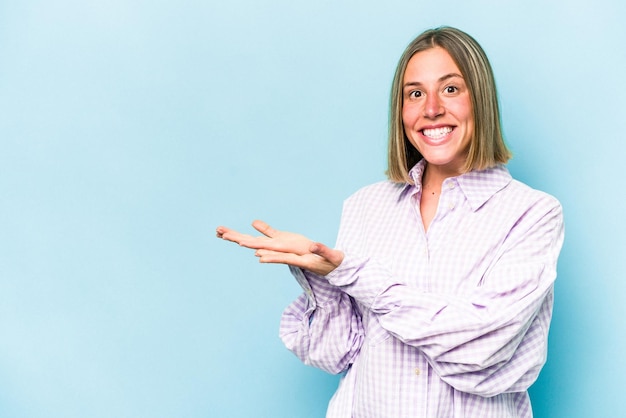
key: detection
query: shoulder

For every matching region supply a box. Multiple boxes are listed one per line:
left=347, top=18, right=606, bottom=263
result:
left=339, top=180, right=412, bottom=221
left=345, top=180, right=410, bottom=207
left=462, top=166, right=563, bottom=229
left=493, top=177, right=564, bottom=236
left=502, top=178, right=562, bottom=211
left=467, top=165, right=562, bottom=213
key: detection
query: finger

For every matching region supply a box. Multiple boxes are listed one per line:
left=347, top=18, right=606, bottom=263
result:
left=252, top=219, right=278, bottom=238
left=310, top=243, right=345, bottom=266
left=220, top=229, right=256, bottom=245
left=256, top=250, right=338, bottom=276
left=255, top=249, right=283, bottom=258
left=215, top=225, right=231, bottom=238
left=256, top=249, right=302, bottom=265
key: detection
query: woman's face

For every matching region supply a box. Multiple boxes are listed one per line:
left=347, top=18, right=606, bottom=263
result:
left=402, top=47, right=474, bottom=176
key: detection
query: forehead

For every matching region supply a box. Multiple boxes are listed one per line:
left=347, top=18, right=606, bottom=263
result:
left=404, top=47, right=462, bottom=82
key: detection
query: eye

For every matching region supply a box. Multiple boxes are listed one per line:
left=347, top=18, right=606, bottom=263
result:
left=444, top=85, right=459, bottom=94
left=408, top=90, right=422, bottom=99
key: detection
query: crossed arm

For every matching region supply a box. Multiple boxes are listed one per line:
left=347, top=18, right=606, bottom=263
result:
left=216, top=220, right=345, bottom=276
left=216, top=198, right=564, bottom=395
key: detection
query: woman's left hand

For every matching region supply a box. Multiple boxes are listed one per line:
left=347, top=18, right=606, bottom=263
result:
left=216, top=220, right=344, bottom=276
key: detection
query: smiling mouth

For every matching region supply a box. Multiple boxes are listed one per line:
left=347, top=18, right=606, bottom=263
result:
left=422, top=126, right=453, bottom=139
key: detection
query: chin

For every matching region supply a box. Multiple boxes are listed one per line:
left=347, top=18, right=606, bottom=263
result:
left=422, top=152, right=467, bottom=172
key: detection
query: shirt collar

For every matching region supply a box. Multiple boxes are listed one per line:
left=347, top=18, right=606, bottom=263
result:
left=407, top=159, right=512, bottom=211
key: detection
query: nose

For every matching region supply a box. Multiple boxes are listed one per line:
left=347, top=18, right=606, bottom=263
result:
left=423, top=94, right=444, bottom=119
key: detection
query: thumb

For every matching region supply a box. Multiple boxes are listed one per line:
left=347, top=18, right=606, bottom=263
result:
left=252, top=219, right=277, bottom=237
left=310, top=243, right=344, bottom=266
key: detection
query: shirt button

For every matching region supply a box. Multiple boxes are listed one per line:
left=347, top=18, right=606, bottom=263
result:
left=414, top=368, right=421, bottom=376
left=448, top=183, right=455, bottom=189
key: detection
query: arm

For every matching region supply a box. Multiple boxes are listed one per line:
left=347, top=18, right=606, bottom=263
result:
left=326, top=197, right=564, bottom=396
left=216, top=220, right=364, bottom=374
left=279, top=266, right=364, bottom=374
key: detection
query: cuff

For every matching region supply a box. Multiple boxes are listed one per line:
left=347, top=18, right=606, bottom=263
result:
left=325, top=253, right=396, bottom=309
left=289, top=265, right=342, bottom=308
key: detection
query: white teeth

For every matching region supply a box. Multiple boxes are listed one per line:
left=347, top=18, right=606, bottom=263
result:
left=422, top=126, right=452, bottom=139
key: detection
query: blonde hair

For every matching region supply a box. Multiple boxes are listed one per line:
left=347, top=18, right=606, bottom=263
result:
left=386, top=26, right=512, bottom=183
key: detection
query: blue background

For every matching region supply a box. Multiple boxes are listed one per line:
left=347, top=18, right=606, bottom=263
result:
left=1, top=1, right=624, bottom=417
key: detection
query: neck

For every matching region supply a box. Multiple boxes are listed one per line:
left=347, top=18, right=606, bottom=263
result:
left=422, top=163, right=457, bottom=189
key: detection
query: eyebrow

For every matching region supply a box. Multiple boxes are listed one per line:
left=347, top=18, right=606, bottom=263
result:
left=403, top=73, right=464, bottom=89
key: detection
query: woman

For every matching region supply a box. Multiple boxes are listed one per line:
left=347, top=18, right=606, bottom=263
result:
left=217, top=26, right=564, bottom=418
